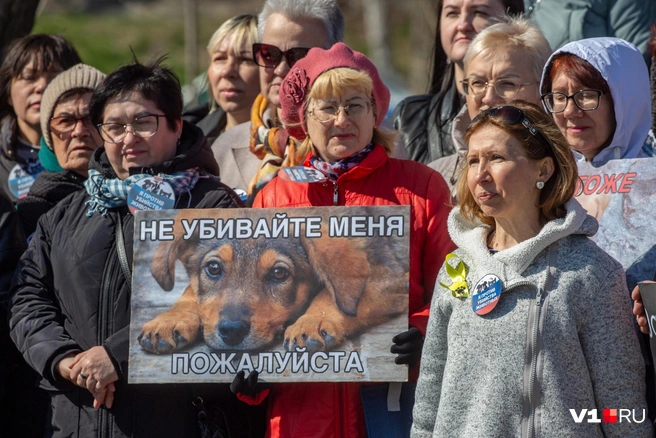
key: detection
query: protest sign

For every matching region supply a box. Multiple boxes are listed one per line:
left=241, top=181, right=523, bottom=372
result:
left=575, top=157, right=656, bottom=289
left=128, top=206, right=410, bottom=384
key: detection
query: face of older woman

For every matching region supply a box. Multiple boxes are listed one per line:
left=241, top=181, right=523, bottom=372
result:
left=465, top=49, right=540, bottom=120
left=466, top=125, right=548, bottom=222
left=207, top=31, right=259, bottom=125
left=259, top=13, right=327, bottom=108
left=440, top=0, right=505, bottom=67
left=306, top=90, right=376, bottom=162
left=50, top=92, right=101, bottom=177
left=549, top=72, right=616, bottom=161
left=101, top=91, right=182, bottom=180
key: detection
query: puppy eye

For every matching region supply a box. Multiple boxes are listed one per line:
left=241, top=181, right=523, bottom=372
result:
left=204, top=261, right=224, bottom=279
left=268, top=266, right=290, bottom=283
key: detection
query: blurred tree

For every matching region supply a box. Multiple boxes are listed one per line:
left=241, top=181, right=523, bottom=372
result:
left=0, top=0, right=41, bottom=58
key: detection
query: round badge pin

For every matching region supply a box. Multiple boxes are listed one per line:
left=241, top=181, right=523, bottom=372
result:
left=128, top=176, right=175, bottom=214
left=279, top=166, right=327, bottom=183
left=471, top=274, right=502, bottom=315
left=232, top=188, right=248, bottom=203
left=8, top=163, right=38, bottom=199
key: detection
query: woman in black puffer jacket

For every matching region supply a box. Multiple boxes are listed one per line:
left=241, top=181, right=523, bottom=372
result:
left=9, top=58, right=253, bottom=438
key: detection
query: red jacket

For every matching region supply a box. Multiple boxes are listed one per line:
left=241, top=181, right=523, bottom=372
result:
left=251, top=145, right=455, bottom=438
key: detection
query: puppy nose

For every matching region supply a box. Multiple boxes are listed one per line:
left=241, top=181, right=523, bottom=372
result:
left=218, top=320, right=250, bottom=346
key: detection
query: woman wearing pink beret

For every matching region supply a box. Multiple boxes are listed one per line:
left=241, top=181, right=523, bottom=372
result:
left=230, top=42, right=455, bottom=438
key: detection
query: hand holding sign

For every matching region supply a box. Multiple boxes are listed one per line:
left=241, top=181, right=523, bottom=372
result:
left=632, top=284, right=651, bottom=334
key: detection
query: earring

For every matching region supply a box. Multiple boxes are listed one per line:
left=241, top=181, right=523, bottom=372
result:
left=536, top=181, right=545, bottom=189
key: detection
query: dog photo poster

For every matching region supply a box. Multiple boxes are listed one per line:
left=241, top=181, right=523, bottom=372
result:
left=128, top=206, right=411, bottom=384
left=575, top=157, right=656, bottom=291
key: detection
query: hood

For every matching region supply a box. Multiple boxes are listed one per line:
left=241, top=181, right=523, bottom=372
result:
left=89, top=120, right=220, bottom=178
left=449, top=199, right=596, bottom=275
left=540, top=37, right=650, bottom=166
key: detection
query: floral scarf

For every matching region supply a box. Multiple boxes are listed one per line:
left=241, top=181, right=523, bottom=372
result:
left=309, top=143, right=375, bottom=181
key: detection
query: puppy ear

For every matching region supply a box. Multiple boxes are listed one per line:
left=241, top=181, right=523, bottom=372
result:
left=151, top=239, right=179, bottom=291
left=302, top=236, right=371, bottom=316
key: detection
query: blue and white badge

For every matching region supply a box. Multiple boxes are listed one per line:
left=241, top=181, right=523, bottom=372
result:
left=471, top=274, right=502, bottom=315
left=279, top=166, right=327, bottom=183
left=233, top=188, right=248, bottom=203
left=128, top=176, right=175, bottom=214
left=8, top=163, right=41, bottom=199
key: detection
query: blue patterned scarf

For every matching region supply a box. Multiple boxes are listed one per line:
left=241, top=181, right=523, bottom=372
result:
left=309, top=143, right=374, bottom=181
left=84, top=168, right=202, bottom=217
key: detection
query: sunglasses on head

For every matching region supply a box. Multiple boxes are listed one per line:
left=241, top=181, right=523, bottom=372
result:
left=252, top=43, right=310, bottom=69
left=471, top=106, right=552, bottom=150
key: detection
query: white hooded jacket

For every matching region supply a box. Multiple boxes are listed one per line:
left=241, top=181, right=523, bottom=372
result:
left=540, top=37, right=654, bottom=166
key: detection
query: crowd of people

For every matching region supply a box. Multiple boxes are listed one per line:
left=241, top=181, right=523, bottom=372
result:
left=1, top=0, right=656, bottom=437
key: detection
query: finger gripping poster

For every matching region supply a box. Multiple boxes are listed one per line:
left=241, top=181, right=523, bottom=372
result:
left=128, top=206, right=410, bottom=384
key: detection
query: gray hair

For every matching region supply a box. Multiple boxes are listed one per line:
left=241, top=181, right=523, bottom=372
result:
left=464, top=16, right=552, bottom=82
left=258, top=0, right=344, bottom=48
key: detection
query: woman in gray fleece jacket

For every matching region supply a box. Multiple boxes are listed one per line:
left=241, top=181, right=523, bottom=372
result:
left=412, top=101, right=651, bottom=437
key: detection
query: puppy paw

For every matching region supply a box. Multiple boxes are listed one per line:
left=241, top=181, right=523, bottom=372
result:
left=283, top=317, right=344, bottom=352
left=138, top=311, right=200, bottom=354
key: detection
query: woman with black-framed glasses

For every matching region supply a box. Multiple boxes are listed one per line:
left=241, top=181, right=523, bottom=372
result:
left=9, top=57, right=248, bottom=438
left=412, top=101, right=651, bottom=437
left=540, top=37, right=655, bottom=165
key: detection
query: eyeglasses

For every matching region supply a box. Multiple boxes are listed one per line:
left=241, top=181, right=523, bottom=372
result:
left=471, top=105, right=552, bottom=150
left=50, top=114, right=94, bottom=134
left=461, top=77, right=536, bottom=100
left=97, top=114, right=165, bottom=144
left=252, top=43, right=310, bottom=68
left=541, top=89, right=603, bottom=113
left=308, top=100, right=372, bottom=124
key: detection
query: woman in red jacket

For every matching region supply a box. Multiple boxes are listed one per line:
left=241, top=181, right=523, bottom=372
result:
left=237, top=42, right=455, bottom=437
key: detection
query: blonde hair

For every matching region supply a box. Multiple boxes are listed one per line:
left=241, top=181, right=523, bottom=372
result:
left=206, top=14, right=258, bottom=110
left=294, top=67, right=397, bottom=161
left=456, top=101, right=578, bottom=227
left=464, top=17, right=552, bottom=82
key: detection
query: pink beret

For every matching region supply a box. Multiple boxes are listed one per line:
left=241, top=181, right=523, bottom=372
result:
left=279, top=42, right=390, bottom=141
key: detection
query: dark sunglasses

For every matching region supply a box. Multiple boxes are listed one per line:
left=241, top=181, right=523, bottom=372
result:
left=252, top=43, right=310, bottom=68
left=471, top=106, right=552, bottom=150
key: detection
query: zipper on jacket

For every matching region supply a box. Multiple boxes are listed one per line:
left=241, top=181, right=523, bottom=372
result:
left=332, top=181, right=339, bottom=205
left=519, top=243, right=558, bottom=438
left=527, top=287, right=545, bottom=438
left=96, top=213, right=130, bottom=438
left=98, top=246, right=118, bottom=438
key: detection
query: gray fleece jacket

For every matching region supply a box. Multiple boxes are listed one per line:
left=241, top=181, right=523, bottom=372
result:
left=412, top=200, right=651, bottom=437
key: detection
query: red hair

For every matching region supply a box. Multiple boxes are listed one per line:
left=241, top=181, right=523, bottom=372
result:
left=543, top=53, right=612, bottom=98
left=650, top=24, right=656, bottom=58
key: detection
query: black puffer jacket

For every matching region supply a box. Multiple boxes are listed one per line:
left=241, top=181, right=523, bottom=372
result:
left=0, top=192, right=32, bottom=438
left=9, top=122, right=246, bottom=437
left=390, top=83, right=464, bottom=164
left=17, top=170, right=86, bottom=238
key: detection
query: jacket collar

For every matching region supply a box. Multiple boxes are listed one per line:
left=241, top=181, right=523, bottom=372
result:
left=449, top=199, right=596, bottom=277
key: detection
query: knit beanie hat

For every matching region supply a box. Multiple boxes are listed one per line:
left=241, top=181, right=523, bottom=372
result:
left=279, top=42, right=390, bottom=141
left=41, top=63, right=106, bottom=150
